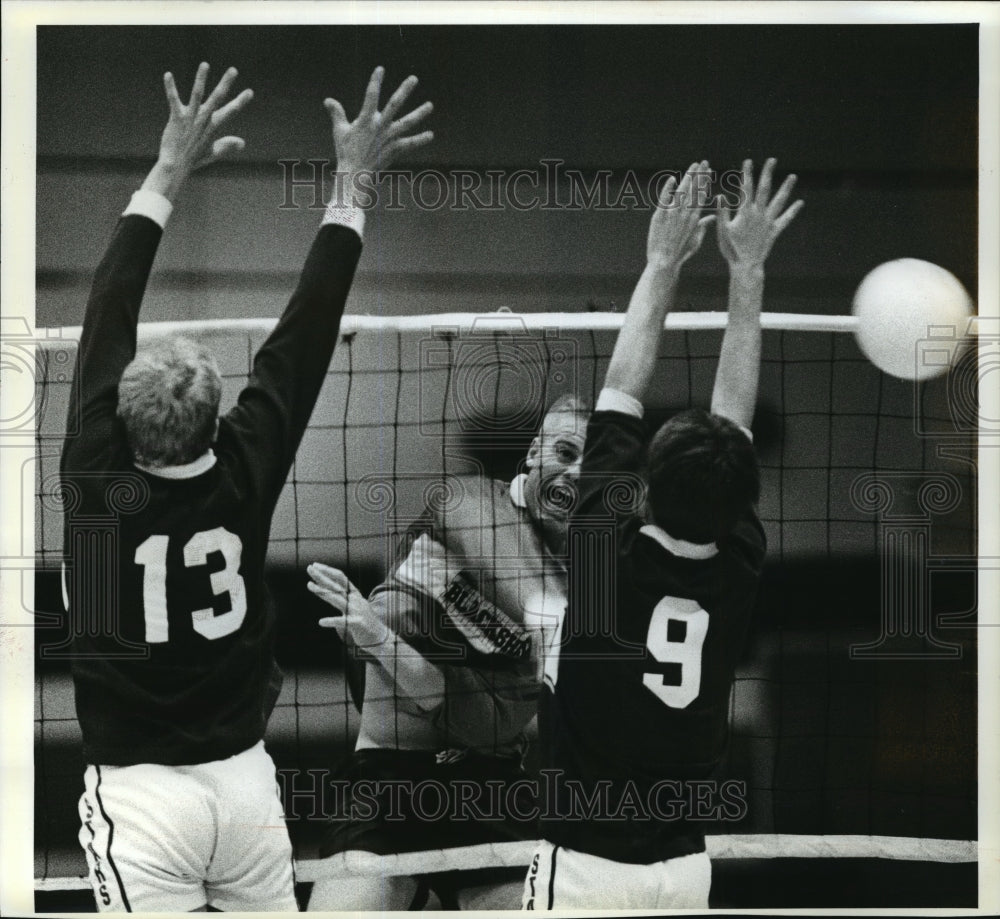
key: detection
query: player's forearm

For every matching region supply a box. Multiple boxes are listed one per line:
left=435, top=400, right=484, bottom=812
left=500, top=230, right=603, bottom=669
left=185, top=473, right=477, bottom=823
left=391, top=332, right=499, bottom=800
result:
left=359, top=603, right=446, bottom=710
left=711, top=263, right=764, bottom=429
left=65, top=206, right=166, bottom=465
left=362, top=589, right=446, bottom=706
left=250, top=200, right=365, bottom=424
left=383, top=647, right=446, bottom=712
left=232, top=223, right=362, bottom=479
left=604, top=261, right=680, bottom=401
left=140, top=160, right=189, bottom=204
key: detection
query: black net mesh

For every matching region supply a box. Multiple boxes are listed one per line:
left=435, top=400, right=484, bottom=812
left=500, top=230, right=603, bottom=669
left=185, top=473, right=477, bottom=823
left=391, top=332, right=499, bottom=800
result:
left=33, top=316, right=977, bottom=882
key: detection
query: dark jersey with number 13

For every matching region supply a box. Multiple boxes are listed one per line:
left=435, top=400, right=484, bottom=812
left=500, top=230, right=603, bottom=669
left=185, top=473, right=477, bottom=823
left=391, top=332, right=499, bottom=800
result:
left=537, top=408, right=766, bottom=864
left=61, top=210, right=361, bottom=767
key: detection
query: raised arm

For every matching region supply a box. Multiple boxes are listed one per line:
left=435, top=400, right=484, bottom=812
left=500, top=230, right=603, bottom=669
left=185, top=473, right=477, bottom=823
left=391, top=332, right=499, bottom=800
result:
left=63, top=64, right=251, bottom=470
left=219, top=67, right=434, bottom=500
left=603, top=161, right=713, bottom=402
left=711, top=158, right=803, bottom=430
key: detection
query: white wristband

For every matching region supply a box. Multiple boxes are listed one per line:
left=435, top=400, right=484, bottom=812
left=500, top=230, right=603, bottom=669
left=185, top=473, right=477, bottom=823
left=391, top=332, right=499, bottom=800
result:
left=322, top=201, right=365, bottom=240
left=123, top=190, right=173, bottom=229
left=596, top=388, right=644, bottom=419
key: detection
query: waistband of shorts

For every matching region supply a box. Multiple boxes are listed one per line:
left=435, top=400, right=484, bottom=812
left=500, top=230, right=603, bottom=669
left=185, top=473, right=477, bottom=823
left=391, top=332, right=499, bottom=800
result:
left=92, top=739, right=264, bottom=771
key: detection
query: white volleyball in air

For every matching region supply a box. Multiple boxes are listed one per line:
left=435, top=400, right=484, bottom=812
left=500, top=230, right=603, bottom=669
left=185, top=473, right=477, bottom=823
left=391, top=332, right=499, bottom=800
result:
left=852, top=258, right=974, bottom=380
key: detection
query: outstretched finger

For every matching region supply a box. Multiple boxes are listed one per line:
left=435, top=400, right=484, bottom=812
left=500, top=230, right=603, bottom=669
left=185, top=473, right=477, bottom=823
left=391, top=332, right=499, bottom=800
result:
left=359, top=66, right=385, bottom=121
left=309, top=561, right=342, bottom=577
left=655, top=174, right=677, bottom=209
left=715, top=193, right=733, bottom=224
left=313, top=579, right=348, bottom=602
left=201, top=66, right=240, bottom=118
left=212, top=88, right=254, bottom=129
left=693, top=159, right=712, bottom=210
left=188, top=62, right=210, bottom=111
left=381, top=74, right=419, bottom=122
left=307, top=562, right=347, bottom=590
left=773, top=198, right=805, bottom=235
left=674, top=161, right=699, bottom=210
left=756, top=157, right=777, bottom=204
left=163, top=72, right=183, bottom=115
left=385, top=130, right=435, bottom=161
left=766, top=172, right=797, bottom=218
left=387, top=100, right=434, bottom=139
left=193, top=136, right=245, bottom=171
left=715, top=196, right=733, bottom=251
left=324, top=97, right=349, bottom=132
left=307, top=572, right=343, bottom=596
left=740, top=159, right=755, bottom=206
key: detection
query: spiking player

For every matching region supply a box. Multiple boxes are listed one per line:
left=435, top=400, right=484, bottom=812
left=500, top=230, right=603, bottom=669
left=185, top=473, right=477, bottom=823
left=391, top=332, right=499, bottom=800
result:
left=306, top=395, right=588, bottom=911
left=523, top=159, right=803, bottom=909
left=60, top=64, right=432, bottom=912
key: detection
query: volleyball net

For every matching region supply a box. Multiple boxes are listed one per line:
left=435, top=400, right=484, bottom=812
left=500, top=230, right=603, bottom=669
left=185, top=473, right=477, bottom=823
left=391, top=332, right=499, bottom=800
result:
left=31, top=311, right=979, bottom=889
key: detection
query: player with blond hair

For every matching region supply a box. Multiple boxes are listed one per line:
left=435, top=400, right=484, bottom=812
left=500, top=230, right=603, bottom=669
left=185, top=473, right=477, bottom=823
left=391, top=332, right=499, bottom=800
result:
left=61, top=63, right=432, bottom=912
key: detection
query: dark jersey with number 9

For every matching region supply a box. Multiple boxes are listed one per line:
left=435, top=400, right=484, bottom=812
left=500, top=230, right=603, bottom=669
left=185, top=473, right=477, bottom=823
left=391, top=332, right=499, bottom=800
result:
left=537, top=409, right=766, bottom=864
left=61, top=213, right=361, bottom=767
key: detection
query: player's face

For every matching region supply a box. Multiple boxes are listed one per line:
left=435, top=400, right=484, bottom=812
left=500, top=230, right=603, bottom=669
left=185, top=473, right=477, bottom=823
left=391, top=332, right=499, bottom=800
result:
left=524, top=409, right=587, bottom=526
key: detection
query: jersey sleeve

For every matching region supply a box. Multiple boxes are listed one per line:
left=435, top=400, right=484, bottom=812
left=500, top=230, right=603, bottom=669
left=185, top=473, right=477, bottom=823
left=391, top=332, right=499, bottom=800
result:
left=564, top=409, right=648, bottom=642
left=571, top=409, right=648, bottom=527
left=368, top=483, right=536, bottom=668
left=365, top=511, right=539, bottom=749
left=367, top=507, right=441, bottom=641
left=216, top=224, right=362, bottom=504
left=366, top=517, right=503, bottom=666
left=61, top=215, right=164, bottom=473
left=722, top=422, right=767, bottom=573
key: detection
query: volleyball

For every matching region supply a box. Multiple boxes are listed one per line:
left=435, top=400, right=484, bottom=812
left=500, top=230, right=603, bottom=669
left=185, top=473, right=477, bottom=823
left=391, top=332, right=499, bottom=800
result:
left=852, top=259, right=974, bottom=381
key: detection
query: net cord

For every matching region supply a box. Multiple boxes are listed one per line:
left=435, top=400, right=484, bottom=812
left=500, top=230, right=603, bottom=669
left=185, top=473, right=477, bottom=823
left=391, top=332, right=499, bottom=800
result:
left=35, top=311, right=866, bottom=343
left=32, top=310, right=978, bottom=887
left=33, top=834, right=977, bottom=890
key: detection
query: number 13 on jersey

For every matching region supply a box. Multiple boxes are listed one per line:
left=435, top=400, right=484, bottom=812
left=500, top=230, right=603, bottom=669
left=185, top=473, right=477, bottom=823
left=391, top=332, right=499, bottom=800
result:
left=135, top=527, right=247, bottom=643
left=643, top=596, right=709, bottom=709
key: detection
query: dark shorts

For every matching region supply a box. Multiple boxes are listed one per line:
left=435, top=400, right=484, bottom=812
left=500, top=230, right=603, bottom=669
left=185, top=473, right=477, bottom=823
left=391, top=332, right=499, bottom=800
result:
left=318, top=747, right=537, bottom=859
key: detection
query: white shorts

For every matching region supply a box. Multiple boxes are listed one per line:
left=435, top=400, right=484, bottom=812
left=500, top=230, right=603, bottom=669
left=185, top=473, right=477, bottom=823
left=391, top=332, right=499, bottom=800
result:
left=522, top=840, right=711, bottom=910
left=78, top=740, right=297, bottom=913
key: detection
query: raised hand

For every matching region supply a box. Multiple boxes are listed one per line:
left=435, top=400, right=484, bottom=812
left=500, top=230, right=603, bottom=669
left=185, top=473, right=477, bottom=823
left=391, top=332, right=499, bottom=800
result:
left=307, top=562, right=388, bottom=649
left=324, top=66, right=434, bottom=175
left=603, top=159, right=715, bottom=402
left=647, top=160, right=715, bottom=272
left=716, top=158, right=804, bottom=269
left=143, top=63, right=253, bottom=201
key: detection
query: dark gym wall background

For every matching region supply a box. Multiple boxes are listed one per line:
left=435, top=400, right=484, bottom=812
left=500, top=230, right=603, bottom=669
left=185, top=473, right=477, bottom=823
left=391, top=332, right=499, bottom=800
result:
left=36, top=25, right=977, bottom=327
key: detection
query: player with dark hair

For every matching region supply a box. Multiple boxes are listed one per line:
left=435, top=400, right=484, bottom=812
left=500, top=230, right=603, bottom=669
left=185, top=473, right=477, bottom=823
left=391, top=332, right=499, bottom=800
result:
left=61, top=63, right=433, bottom=912
left=305, top=394, right=589, bottom=911
left=523, top=158, right=803, bottom=909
